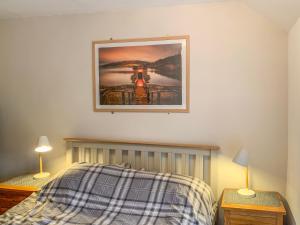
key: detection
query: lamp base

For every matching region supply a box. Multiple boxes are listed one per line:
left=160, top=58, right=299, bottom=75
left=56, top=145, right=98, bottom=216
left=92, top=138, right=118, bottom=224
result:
left=33, top=172, right=50, bottom=179
left=237, top=188, right=256, bottom=198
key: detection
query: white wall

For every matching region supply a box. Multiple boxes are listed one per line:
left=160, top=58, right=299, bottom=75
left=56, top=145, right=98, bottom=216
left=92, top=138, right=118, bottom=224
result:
left=287, top=17, right=300, bottom=225
left=0, top=1, right=288, bottom=197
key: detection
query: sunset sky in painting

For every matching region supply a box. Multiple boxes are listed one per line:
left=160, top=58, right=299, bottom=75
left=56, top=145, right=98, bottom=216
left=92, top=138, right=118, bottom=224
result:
left=99, top=44, right=181, bottom=64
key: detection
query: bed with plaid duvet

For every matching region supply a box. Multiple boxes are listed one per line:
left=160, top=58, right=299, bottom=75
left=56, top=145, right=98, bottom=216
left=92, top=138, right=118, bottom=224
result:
left=0, top=163, right=216, bottom=225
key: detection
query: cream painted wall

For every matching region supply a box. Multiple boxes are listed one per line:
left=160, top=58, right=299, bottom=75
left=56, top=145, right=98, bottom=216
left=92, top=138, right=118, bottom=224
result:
left=0, top=1, right=288, bottom=198
left=287, top=17, right=300, bottom=225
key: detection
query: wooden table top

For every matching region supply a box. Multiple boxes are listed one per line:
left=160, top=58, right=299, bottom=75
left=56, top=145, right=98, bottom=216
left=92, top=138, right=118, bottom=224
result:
left=221, top=189, right=286, bottom=215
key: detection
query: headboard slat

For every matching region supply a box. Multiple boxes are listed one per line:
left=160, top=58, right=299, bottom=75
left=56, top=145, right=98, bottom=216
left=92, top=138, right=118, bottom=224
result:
left=171, top=153, right=176, bottom=174
left=195, top=153, right=204, bottom=180
left=128, top=150, right=135, bottom=168
left=154, top=152, right=161, bottom=172
left=91, top=148, right=97, bottom=163
left=79, top=147, right=85, bottom=163
left=115, top=149, right=122, bottom=164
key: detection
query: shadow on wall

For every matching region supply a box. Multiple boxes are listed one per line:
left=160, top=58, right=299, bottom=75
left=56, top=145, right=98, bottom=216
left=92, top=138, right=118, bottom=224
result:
left=283, top=198, right=296, bottom=225
left=0, top=105, right=38, bottom=181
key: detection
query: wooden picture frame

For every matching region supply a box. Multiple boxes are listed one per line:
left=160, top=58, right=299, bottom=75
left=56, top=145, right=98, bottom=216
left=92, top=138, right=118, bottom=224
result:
left=92, top=35, right=190, bottom=113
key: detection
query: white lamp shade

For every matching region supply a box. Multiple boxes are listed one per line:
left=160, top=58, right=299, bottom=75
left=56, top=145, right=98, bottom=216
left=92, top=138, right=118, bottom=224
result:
left=233, top=148, right=249, bottom=167
left=35, top=136, right=52, bottom=153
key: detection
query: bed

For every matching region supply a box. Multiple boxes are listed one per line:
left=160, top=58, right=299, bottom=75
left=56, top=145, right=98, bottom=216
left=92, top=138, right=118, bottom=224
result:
left=0, top=138, right=220, bottom=225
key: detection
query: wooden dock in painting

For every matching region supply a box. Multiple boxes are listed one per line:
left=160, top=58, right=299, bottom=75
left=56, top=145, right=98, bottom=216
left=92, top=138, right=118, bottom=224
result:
left=100, top=84, right=181, bottom=105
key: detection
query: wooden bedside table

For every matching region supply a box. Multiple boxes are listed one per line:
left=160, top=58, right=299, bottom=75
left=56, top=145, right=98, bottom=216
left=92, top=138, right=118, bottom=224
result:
left=221, top=189, right=286, bottom=225
left=0, top=174, right=52, bottom=215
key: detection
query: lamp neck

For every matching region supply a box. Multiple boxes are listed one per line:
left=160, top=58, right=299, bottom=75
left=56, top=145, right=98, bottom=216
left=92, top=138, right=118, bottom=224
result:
left=39, top=153, right=43, bottom=174
left=246, top=166, right=249, bottom=189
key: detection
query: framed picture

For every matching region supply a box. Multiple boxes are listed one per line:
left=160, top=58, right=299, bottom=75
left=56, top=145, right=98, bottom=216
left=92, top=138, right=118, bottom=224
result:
left=92, top=35, right=190, bottom=112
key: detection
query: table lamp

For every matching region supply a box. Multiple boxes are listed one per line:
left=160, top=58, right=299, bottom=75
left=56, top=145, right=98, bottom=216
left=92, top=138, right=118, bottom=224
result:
left=233, top=148, right=256, bottom=198
left=34, top=136, right=52, bottom=179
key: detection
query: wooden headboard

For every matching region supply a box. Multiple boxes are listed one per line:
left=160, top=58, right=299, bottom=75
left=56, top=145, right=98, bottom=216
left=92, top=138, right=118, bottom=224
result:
left=64, top=138, right=220, bottom=195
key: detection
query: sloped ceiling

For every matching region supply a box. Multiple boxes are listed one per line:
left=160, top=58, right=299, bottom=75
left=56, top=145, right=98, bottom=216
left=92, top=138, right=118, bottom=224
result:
left=242, top=0, right=300, bottom=30
left=0, top=0, right=300, bottom=31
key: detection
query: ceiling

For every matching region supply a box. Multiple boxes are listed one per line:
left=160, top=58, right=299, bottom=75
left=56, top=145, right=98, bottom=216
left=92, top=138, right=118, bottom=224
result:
left=0, top=0, right=225, bottom=19
left=0, top=0, right=299, bottom=31
left=241, top=0, right=300, bottom=31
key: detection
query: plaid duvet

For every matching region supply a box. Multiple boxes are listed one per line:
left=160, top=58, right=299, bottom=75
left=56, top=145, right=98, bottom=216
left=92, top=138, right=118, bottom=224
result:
left=0, top=163, right=216, bottom=225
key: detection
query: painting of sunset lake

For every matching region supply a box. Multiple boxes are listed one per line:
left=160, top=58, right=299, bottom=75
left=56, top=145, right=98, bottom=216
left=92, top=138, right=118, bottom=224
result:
left=93, top=36, right=189, bottom=112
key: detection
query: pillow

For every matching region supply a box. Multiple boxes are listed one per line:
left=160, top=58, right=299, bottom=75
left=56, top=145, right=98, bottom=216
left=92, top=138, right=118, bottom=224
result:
left=116, top=162, right=131, bottom=169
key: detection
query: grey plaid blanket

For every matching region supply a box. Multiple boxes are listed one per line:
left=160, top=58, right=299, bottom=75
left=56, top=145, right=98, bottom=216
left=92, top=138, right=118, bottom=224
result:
left=0, top=163, right=216, bottom=225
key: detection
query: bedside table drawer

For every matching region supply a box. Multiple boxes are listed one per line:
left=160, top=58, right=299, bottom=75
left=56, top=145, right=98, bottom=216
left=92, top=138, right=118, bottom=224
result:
left=0, top=189, right=33, bottom=199
left=225, top=210, right=281, bottom=225
left=0, top=188, right=34, bottom=215
left=0, top=208, right=10, bottom=215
